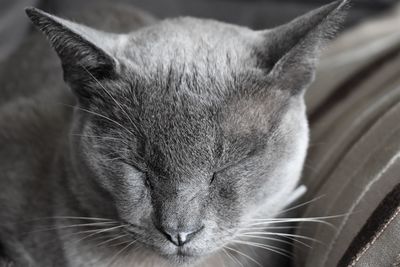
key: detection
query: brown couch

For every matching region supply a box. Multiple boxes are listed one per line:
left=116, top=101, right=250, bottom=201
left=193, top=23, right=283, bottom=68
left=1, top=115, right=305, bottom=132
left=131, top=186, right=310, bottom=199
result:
left=294, top=5, right=400, bottom=267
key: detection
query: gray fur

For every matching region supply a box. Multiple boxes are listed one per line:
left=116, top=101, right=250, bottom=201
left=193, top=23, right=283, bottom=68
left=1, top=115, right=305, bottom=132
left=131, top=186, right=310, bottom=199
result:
left=0, top=1, right=348, bottom=266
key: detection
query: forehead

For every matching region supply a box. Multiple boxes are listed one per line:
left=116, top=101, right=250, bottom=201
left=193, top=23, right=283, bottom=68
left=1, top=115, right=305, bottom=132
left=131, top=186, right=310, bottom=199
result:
left=117, top=17, right=268, bottom=117
left=125, top=70, right=288, bottom=177
left=133, top=71, right=219, bottom=176
left=119, top=17, right=260, bottom=74
left=112, top=19, right=289, bottom=174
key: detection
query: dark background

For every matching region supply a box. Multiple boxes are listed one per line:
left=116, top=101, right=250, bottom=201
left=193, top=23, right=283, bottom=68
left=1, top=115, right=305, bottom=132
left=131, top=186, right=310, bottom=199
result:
left=0, top=0, right=398, bottom=62
left=43, top=0, right=399, bottom=29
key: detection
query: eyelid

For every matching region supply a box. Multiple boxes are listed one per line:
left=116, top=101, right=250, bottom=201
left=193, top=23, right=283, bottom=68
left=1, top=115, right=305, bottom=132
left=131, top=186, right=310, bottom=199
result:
left=213, top=155, right=250, bottom=174
left=121, top=160, right=147, bottom=173
left=213, top=158, right=239, bottom=173
left=210, top=153, right=253, bottom=185
left=210, top=172, right=217, bottom=185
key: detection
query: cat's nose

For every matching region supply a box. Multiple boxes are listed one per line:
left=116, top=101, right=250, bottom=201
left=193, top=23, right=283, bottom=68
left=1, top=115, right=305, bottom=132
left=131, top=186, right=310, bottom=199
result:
left=161, top=226, right=203, bottom=246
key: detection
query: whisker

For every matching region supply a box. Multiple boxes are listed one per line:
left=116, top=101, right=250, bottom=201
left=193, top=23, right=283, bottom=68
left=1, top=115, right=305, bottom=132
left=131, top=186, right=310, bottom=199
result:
left=278, top=195, right=326, bottom=214
left=239, top=231, right=322, bottom=244
left=237, top=226, right=299, bottom=231
left=232, top=240, right=292, bottom=259
left=60, top=103, right=135, bottom=137
left=71, top=134, right=128, bottom=144
left=238, top=233, right=311, bottom=248
left=74, top=225, right=127, bottom=244
left=80, top=65, right=139, bottom=134
left=238, top=233, right=312, bottom=248
left=36, top=227, right=114, bottom=249
left=248, top=213, right=352, bottom=224
left=248, top=217, right=332, bottom=223
left=95, top=233, right=130, bottom=248
left=245, top=218, right=336, bottom=230
left=102, top=151, right=125, bottom=157
left=222, top=247, right=243, bottom=267
left=224, top=246, right=262, bottom=267
left=101, top=157, right=126, bottom=163
left=109, top=239, right=135, bottom=247
left=27, top=216, right=115, bottom=222
left=233, top=239, right=292, bottom=255
left=108, top=239, right=137, bottom=267
left=25, top=222, right=117, bottom=234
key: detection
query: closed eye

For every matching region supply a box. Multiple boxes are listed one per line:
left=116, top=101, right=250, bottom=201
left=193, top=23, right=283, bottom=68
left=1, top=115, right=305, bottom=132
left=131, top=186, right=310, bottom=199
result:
left=210, top=148, right=259, bottom=184
left=120, top=157, right=148, bottom=174
left=121, top=161, right=152, bottom=189
left=210, top=173, right=217, bottom=185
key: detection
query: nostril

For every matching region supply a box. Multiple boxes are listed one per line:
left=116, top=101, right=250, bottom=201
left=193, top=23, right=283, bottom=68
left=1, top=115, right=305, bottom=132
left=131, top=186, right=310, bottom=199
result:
left=160, top=226, right=204, bottom=246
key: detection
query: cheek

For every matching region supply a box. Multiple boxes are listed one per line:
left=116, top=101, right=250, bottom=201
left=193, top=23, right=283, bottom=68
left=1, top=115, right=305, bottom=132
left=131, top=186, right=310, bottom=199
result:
left=113, top=166, right=152, bottom=222
left=209, top=180, right=244, bottom=225
left=244, top=145, right=308, bottom=218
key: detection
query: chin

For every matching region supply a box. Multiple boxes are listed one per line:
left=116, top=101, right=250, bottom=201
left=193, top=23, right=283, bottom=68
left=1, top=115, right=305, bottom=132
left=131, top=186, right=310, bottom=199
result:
left=159, top=247, right=210, bottom=266
left=165, top=254, right=201, bottom=266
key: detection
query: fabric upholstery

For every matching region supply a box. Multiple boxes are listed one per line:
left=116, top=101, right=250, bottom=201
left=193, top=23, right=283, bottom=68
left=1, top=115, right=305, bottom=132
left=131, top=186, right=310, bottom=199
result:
left=0, top=1, right=399, bottom=266
left=294, top=5, right=400, bottom=267
left=339, top=183, right=400, bottom=266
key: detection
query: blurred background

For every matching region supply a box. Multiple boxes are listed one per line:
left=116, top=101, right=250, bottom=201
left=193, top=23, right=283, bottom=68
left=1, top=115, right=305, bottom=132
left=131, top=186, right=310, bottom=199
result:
left=0, top=0, right=399, bottom=62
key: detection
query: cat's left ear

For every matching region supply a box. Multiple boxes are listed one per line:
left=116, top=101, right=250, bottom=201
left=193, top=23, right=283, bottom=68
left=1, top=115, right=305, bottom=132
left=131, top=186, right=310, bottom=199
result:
left=257, top=0, right=350, bottom=94
left=25, top=8, right=119, bottom=97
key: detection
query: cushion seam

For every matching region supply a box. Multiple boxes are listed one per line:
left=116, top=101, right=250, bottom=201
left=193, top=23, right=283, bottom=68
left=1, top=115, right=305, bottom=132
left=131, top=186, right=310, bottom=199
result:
left=351, top=207, right=400, bottom=266
left=320, top=151, right=400, bottom=266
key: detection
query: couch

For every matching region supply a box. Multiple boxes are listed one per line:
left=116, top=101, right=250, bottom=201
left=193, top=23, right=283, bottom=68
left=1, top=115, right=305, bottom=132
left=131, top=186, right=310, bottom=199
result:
left=294, top=5, right=400, bottom=266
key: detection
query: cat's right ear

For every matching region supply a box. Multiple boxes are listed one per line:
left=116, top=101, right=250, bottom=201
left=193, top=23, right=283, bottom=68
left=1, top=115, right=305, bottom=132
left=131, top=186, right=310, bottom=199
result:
left=25, top=8, right=119, bottom=99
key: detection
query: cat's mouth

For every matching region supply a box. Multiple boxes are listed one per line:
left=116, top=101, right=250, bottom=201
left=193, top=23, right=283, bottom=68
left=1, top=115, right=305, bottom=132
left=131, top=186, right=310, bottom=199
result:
left=164, top=250, right=202, bottom=265
left=121, top=223, right=206, bottom=263
left=175, top=247, right=199, bottom=257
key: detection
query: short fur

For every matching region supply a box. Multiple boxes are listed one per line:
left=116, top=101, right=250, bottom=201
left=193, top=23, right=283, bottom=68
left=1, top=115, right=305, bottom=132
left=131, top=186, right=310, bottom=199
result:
left=0, top=1, right=348, bottom=266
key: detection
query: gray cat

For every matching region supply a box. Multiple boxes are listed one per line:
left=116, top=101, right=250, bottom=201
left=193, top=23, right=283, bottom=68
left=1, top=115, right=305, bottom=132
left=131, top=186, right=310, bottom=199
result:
left=0, top=1, right=348, bottom=266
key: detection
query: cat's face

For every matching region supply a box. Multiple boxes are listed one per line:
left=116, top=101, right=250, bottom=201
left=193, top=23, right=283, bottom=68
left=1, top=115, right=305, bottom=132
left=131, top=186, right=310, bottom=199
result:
left=72, top=62, right=308, bottom=264
left=26, top=1, right=348, bottom=265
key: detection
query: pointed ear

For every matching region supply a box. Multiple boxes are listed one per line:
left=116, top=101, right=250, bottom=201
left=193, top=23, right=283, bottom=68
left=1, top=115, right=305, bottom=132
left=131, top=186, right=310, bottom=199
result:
left=25, top=8, right=119, bottom=97
left=258, top=0, right=349, bottom=94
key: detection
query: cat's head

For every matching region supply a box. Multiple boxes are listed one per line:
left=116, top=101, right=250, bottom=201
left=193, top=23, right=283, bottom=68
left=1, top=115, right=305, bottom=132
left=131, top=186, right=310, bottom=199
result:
left=26, top=1, right=348, bottom=265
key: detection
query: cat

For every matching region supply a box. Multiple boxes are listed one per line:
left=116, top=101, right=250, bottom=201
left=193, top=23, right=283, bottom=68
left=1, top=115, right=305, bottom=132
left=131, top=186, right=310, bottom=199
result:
left=0, top=1, right=348, bottom=266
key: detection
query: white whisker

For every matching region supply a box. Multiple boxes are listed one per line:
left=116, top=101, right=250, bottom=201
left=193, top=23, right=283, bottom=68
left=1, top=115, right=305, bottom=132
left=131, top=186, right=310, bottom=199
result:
left=232, top=240, right=292, bottom=258
left=110, top=239, right=134, bottom=247
left=29, top=216, right=115, bottom=222
left=74, top=225, right=127, bottom=244
left=101, top=157, right=125, bottom=163
left=71, top=134, right=129, bottom=144
left=222, top=247, right=243, bottom=267
left=245, top=217, right=337, bottom=230
left=60, top=103, right=135, bottom=137
left=248, top=213, right=351, bottom=223
left=26, top=222, right=117, bottom=234
left=80, top=65, right=139, bottom=134
left=238, top=233, right=311, bottom=248
left=108, top=239, right=137, bottom=267
left=224, top=246, right=262, bottom=267
left=239, top=233, right=312, bottom=248
left=278, top=195, right=326, bottom=214
left=237, top=226, right=299, bottom=231
left=95, top=233, right=130, bottom=248
left=240, top=231, right=322, bottom=244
